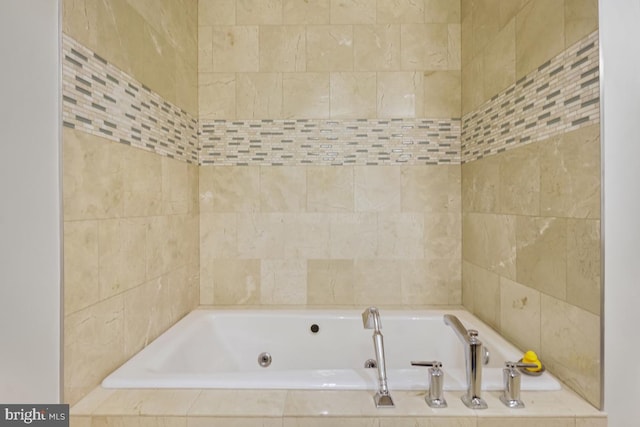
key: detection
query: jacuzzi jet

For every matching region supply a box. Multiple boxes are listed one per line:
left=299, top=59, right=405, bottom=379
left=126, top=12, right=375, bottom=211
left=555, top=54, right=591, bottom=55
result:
left=258, top=352, right=272, bottom=367
left=364, top=358, right=377, bottom=369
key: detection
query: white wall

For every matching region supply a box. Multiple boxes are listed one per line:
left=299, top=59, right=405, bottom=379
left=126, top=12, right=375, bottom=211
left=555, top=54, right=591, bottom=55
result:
left=0, top=0, right=62, bottom=402
left=601, top=0, right=640, bottom=424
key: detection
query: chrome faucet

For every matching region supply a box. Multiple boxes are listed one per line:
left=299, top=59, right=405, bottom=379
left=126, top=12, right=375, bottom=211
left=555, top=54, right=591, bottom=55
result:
left=443, top=314, right=488, bottom=409
left=410, top=360, right=448, bottom=408
left=362, top=307, right=394, bottom=408
left=499, top=361, right=538, bottom=408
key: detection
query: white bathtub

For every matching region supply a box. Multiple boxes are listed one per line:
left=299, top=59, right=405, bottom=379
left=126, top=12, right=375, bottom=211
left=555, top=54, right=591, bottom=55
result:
left=102, top=308, right=561, bottom=391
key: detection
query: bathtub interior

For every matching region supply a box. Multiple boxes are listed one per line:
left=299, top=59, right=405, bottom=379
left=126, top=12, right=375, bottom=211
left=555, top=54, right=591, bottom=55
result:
left=102, top=308, right=561, bottom=392
left=160, top=311, right=474, bottom=372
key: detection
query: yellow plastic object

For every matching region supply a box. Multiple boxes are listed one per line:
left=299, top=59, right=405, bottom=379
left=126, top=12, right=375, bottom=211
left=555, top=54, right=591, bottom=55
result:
left=522, top=350, right=542, bottom=372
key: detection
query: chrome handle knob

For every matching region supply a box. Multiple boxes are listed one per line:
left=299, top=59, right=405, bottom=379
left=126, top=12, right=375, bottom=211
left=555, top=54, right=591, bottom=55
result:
left=410, top=360, right=447, bottom=408
left=505, top=361, right=538, bottom=369
left=499, top=361, right=538, bottom=409
left=411, top=360, right=442, bottom=368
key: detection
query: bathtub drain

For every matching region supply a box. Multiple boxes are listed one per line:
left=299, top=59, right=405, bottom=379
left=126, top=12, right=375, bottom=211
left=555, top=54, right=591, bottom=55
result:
left=258, top=352, right=272, bottom=367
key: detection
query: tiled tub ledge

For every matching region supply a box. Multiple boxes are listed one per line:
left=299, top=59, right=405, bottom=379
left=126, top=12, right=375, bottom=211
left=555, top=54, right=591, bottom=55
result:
left=70, top=386, right=606, bottom=426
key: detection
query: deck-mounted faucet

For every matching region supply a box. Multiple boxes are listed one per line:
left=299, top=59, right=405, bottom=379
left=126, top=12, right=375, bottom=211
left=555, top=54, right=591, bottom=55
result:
left=362, top=307, right=394, bottom=408
left=443, top=314, right=488, bottom=409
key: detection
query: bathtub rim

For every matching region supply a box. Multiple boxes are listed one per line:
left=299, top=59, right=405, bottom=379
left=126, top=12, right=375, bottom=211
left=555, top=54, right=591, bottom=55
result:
left=101, top=305, right=561, bottom=392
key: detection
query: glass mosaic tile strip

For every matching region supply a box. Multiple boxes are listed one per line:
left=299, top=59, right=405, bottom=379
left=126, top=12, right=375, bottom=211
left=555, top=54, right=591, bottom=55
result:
left=199, top=118, right=462, bottom=166
left=63, top=29, right=598, bottom=167
left=461, top=30, right=600, bottom=163
left=62, top=34, right=199, bottom=164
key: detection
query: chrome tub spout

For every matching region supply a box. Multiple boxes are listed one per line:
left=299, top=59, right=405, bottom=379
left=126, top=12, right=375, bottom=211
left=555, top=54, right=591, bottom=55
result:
left=443, top=314, right=488, bottom=409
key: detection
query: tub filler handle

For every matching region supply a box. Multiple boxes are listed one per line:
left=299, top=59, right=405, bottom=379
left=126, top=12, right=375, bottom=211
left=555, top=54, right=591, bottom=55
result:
left=410, top=361, right=447, bottom=408
left=362, top=307, right=395, bottom=408
left=499, top=361, right=539, bottom=408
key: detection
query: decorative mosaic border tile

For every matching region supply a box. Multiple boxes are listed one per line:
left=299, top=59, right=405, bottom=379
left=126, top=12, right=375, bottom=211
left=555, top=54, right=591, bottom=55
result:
left=199, top=118, right=461, bottom=166
left=461, top=30, right=600, bottom=163
left=63, top=28, right=598, bottom=167
left=62, top=34, right=199, bottom=163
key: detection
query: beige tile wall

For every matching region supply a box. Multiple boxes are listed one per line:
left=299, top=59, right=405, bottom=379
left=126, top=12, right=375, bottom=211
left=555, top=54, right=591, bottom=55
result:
left=198, top=0, right=462, bottom=119
left=461, top=124, right=601, bottom=407
left=460, top=0, right=601, bottom=408
left=74, top=415, right=605, bottom=427
left=63, top=0, right=198, bottom=115
left=70, top=386, right=606, bottom=425
left=461, top=0, right=599, bottom=115
left=62, top=0, right=603, bottom=416
left=198, top=1, right=465, bottom=306
left=199, top=165, right=461, bottom=306
left=63, top=128, right=200, bottom=406
left=63, top=0, right=200, bottom=406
